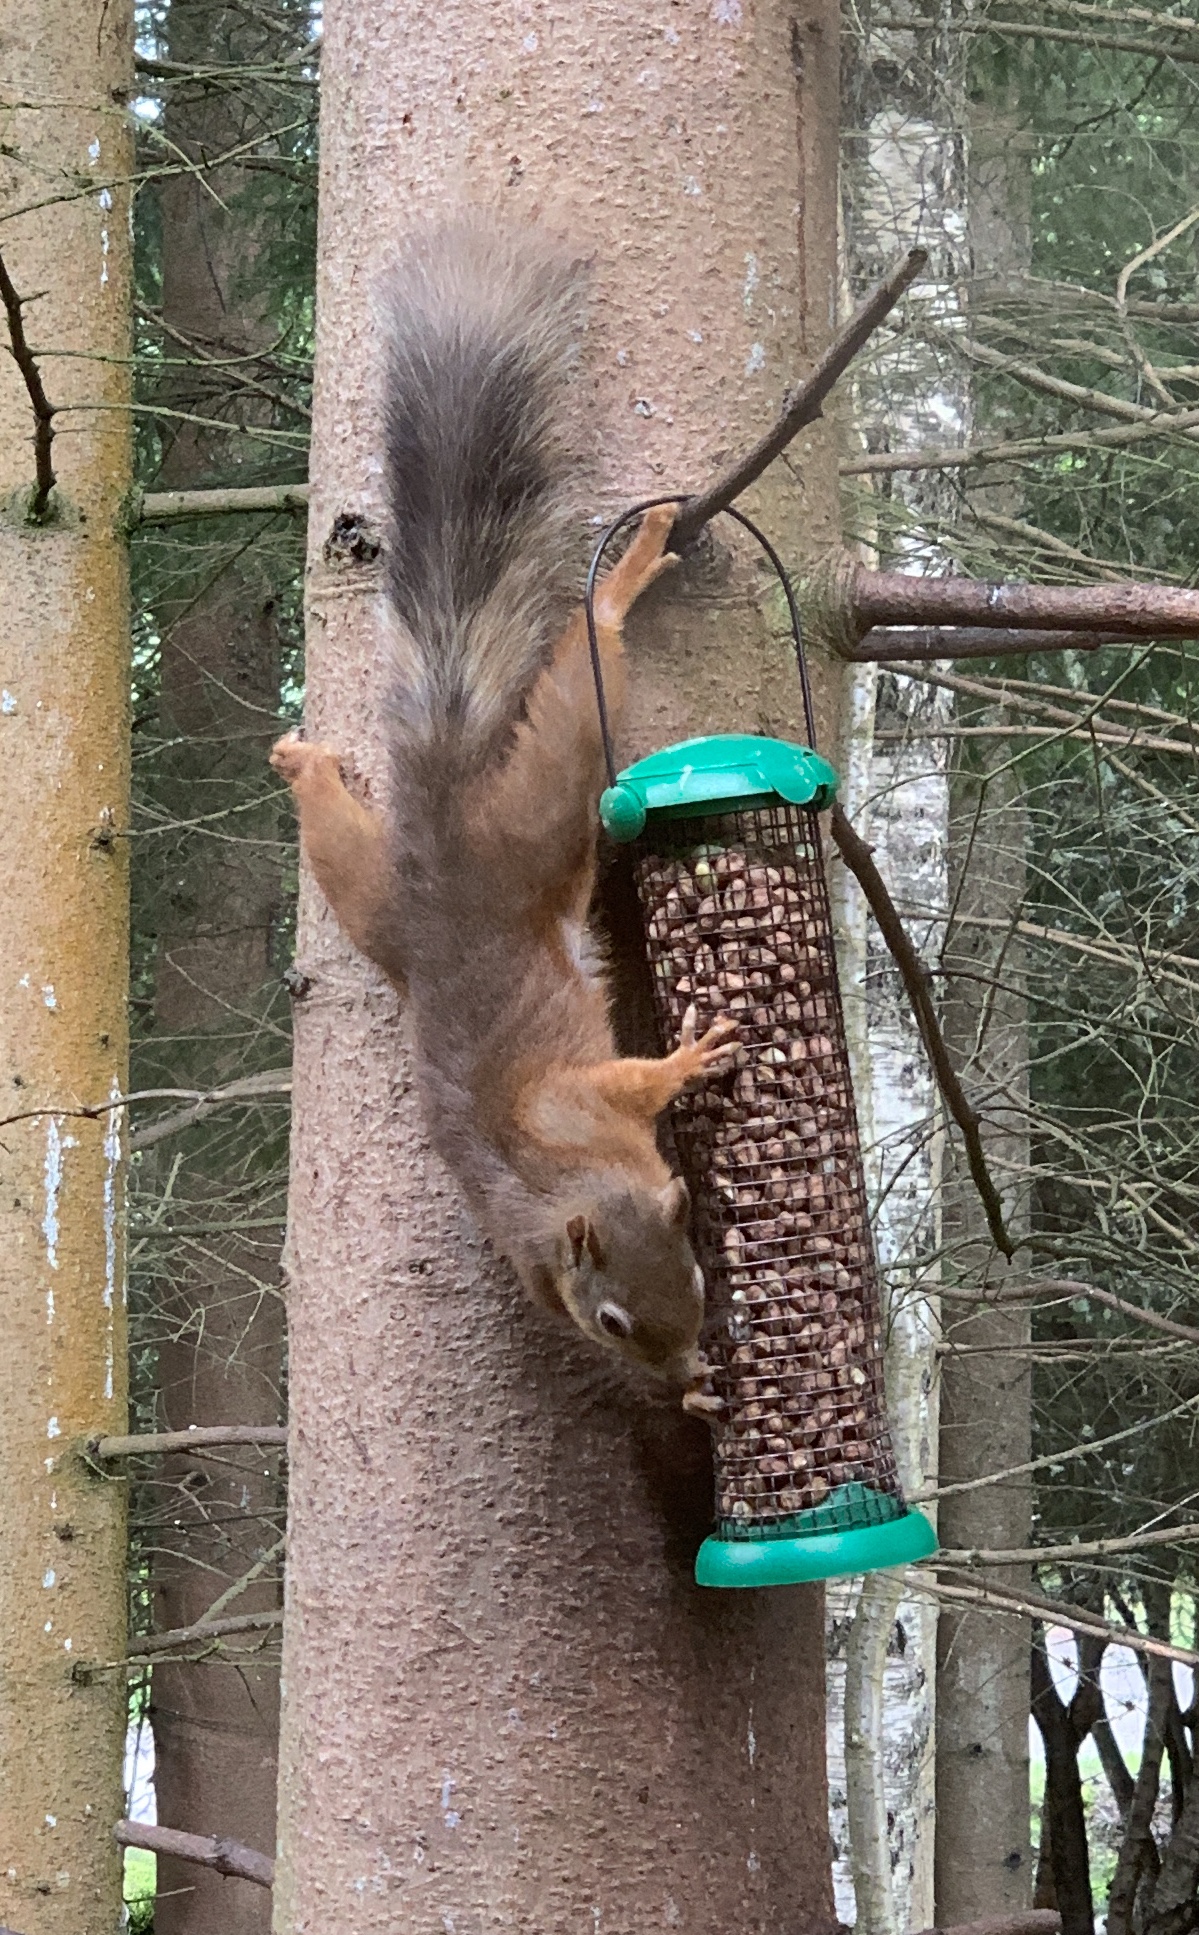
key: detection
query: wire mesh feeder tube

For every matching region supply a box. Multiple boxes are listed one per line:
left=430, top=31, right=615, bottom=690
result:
left=601, top=734, right=937, bottom=1588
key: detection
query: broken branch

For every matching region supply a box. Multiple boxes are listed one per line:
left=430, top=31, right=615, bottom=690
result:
left=136, top=481, right=309, bottom=524
left=938, top=1522, right=1199, bottom=1568
left=0, top=246, right=55, bottom=520
left=669, top=246, right=928, bottom=550
left=905, top=1575, right=1199, bottom=1668
left=92, top=1425, right=287, bottom=1458
left=846, top=627, right=1143, bottom=662
left=128, top=1610, right=283, bottom=1658
left=850, top=568, right=1199, bottom=639
left=114, top=1820, right=274, bottom=1889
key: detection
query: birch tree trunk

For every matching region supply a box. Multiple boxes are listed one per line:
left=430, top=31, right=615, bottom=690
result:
left=142, top=6, right=294, bottom=1928
left=274, top=2, right=845, bottom=1928
left=0, top=5, right=133, bottom=1932
left=829, top=13, right=960, bottom=1924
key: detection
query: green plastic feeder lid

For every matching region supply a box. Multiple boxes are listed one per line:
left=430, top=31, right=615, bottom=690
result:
left=696, top=1498, right=937, bottom=1590
left=600, top=733, right=839, bottom=843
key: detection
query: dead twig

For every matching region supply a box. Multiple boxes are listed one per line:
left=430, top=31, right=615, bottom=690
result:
left=91, top=1425, right=287, bottom=1458
left=905, top=1574, right=1199, bottom=1668
left=0, top=246, right=55, bottom=519
left=136, top=481, right=309, bottom=524
left=669, top=246, right=928, bottom=550
left=128, top=1610, right=283, bottom=1658
left=938, top=1522, right=1199, bottom=1567
left=829, top=803, right=1015, bottom=1257
left=941, top=1278, right=1199, bottom=1349
left=114, top=1820, right=274, bottom=1889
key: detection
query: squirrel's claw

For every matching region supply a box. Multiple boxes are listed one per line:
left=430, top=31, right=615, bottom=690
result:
left=270, top=732, right=343, bottom=792
left=678, top=1004, right=739, bottom=1075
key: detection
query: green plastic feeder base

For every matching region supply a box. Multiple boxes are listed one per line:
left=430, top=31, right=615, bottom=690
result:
left=696, top=1503, right=937, bottom=1589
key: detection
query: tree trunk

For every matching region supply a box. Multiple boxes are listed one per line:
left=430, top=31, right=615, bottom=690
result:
left=935, top=92, right=1035, bottom=1930
left=273, top=1, right=845, bottom=1929
left=832, top=12, right=960, bottom=1920
left=141, top=6, right=296, bottom=1929
left=934, top=728, right=1032, bottom=1922
left=0, top=5, right=133, bottom=1933
left=1146, top=1771, right=1199, bottom=1935
left=1108, top=1594, right=1174, bottom=1935
left=1030, top=1635, right=1097, bottom=1935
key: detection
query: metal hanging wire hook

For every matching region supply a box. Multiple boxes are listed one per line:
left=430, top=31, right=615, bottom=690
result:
left=584, top=496, right=819, bottom=791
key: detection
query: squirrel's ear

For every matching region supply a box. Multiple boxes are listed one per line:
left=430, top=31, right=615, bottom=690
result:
left=658, top=1177, right=690, bottom=1226
left=565, top=1215, right=588, bottom=1268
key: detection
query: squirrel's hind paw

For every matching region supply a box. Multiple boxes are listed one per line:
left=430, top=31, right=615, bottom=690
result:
left=270, top=732, right=343, bottom=791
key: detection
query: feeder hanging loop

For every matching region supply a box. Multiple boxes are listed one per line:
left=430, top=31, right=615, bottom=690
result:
left=584, top=496, right=819, bottom=791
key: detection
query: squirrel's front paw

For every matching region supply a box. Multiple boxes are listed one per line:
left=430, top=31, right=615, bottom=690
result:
left=270, top=732, right=343, bottom=791
left=677, top=1004, right=740, bottom=1079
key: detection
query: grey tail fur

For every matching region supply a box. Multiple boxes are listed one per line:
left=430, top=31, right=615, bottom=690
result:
left=381, top=220, right=585, bottom=778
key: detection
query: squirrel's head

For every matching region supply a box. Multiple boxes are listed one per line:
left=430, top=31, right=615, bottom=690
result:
left=552, top=1177, right=707, bottom=1384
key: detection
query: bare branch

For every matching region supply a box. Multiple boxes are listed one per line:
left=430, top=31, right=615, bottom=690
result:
left=669, top=247, right=928, bottom=549
left=939, top=1523, right=1199, bottom=1568
left=941, top=1278, right=1199, bottom=1349
left=114, top=1820, right=274, bottom=1890
left=0, top=246, right=55, bottom=519
left=130, top=1067, right=292, bottom=1151
left=128, top=1610, right=283, bottom=1657
left=829, top=803, right=1015, bottom=1256
left=851, top=567, right=1199, bottom=640
left=92, top=1426, right=287, bottom=1458
left=847, top=627, right=1139, bottom=661
left=135, top=482, right=309, bottom=525
left=841, top=406, right=1199, bottom=476
left=906, top=1574, right=1199, bottom=1668
left=0, top=1069, right=292, bottom=1136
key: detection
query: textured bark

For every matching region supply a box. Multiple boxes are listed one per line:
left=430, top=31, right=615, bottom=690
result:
left=828, top=26, right=955, bottom=1921
left=1030, top=1634, right=1102, bottom=1935
left=144, top=7, right=291, bottom=1931
left=1107, top=1603, right=1173, bottom=1935
left=934, top=736, right=1032, bottom=1922
left=934, top=96, right=1034, bottom=1929
left=0, top=5, right=133, bottom=1933
left=1146, top=1773, right=1199, bottom=1935
left=274, top=2, right=844, bottom=1930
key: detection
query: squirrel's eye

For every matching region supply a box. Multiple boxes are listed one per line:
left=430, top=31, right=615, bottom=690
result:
left=596, top=1301, right=633, bottom=1341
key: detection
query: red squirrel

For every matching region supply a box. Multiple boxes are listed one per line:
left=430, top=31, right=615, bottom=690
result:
left=271, top=222, right=734, bottom=1412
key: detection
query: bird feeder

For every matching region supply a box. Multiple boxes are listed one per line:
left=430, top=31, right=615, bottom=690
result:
left=588, top=501, right=937, bottom=1588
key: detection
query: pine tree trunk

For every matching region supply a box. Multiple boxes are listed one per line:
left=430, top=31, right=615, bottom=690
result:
left=273, top=1, right=845, bottom=1927
left=934, top=730, right=1032, bottom=1921
left=934, top=98, right=1035, bottom=1926
left=141, top=6, right=295, bottom=1927
left=0, top=5, right=133, bottom=1932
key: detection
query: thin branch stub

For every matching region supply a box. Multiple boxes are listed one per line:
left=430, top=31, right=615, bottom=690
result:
left=0, top=247, right=55, bottom=520
left=91, top=1424, right=287, bottom=1458
left=114, top=1820, right=274, bottom=1890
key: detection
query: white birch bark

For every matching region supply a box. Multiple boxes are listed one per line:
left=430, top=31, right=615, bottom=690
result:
left=828, top=8, right=966, bottom=1923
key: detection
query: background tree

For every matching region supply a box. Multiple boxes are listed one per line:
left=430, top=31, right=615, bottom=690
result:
left=132, top=6, right=311, bottom=1928
left=0, top=4, right=134, bottom=1933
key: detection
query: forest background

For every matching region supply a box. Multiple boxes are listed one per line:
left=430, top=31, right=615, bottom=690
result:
left=12, top=0, right=1199, bottom=1931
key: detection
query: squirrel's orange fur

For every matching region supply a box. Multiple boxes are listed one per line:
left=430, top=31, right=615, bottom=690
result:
left=271, top=224, right=733, bottom=1408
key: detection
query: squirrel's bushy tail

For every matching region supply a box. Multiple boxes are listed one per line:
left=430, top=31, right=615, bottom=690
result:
left=381, top=220, right=585, bottom=776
